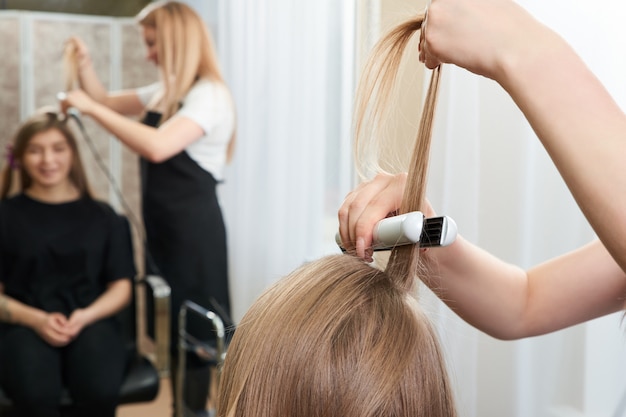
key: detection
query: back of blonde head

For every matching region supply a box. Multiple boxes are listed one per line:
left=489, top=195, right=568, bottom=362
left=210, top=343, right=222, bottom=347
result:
left=217, top=255, right=455, bottom=417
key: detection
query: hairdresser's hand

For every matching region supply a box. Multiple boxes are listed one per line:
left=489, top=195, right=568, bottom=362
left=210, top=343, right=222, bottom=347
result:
left=60, top=89, right=97, bottom=116
left=420, top=0, right=546, bottom=80
left=338, top=173, right=408, bottom=261
left=34, top=312, right=73, bottom=347
left=65, top=36, right=92, bottom=70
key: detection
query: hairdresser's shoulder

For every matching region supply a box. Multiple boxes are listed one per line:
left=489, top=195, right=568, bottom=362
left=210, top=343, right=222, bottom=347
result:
left=184, top=78, right=232, bottom=109
left=191, top=78, right=228, bottom=95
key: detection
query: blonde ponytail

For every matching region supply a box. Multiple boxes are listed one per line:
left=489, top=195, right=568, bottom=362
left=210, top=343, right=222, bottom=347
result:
left=353, top=12, right=442, bottom=288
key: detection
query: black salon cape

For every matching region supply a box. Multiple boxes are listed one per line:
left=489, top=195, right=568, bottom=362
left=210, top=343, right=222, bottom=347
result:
left=0, top=194, right=135, bottom=317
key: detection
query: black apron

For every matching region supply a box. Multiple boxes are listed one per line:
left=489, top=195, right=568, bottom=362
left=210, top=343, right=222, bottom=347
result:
left=141, top=111, right=231, bottom=359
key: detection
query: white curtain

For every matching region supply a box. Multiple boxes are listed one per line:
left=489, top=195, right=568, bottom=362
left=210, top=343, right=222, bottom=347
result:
left=211, top=0, right=356, bottom=322
left=424, top=1, right=626, bottom=416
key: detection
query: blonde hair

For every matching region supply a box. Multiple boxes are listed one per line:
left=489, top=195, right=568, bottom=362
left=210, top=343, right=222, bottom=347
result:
left=63, top=42, right=79, bottom=91
left=353, top=12, right=441, bottom=288
left=217, top=255, right=456, bottom=417
left=1, top=110, right=93, bottom=200
left=136, top=1, right=237, bottom=162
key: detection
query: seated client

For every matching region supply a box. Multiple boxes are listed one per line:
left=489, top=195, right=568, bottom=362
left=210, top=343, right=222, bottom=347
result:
left=0, top=109, right=136, bottom=417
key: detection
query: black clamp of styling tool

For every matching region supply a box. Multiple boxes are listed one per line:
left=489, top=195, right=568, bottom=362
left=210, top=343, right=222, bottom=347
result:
left=335, top=211, right=457, bottom=252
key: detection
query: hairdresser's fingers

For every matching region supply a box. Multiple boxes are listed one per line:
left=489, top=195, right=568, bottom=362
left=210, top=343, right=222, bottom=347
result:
left=419, top=4, right=443, bottom=69
left=419, top=0, right=441, bottom=68
left=418, top=25, right=425, bottom=62
left=338, top=172, right=400, bottom=252
left=66, top=36, right=88, bottom=55
left=64, top=37, right=79, bottom=58
left=63, top=89, right=95, bottom=115
left=419, top=2, right=428, bottom=57
left=420, top=0, right=543, bottom=79
left=420, top=41, right=442, bottom=69
left=353, top=173, right=407, bottom=260
left=57, top=92, right=70, bottom=115
left=339, top=181, right=379, bottom=258
left=338, top=173, right=407, bottom=260
left=338, top=175, right=388, bottom=254
left=57, top=91, right=82, bottom=115
left=338, top=189, right=363, bottom=254
left=65, top=36, right=91, bottom=68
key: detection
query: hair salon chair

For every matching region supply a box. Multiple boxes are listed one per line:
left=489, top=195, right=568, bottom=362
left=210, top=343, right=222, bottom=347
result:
left=0, top=274, right=171, bottom=416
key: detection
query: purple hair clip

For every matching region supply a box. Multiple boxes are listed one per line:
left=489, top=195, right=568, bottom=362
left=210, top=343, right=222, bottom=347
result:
left=5, top=144, right=17, bottom=170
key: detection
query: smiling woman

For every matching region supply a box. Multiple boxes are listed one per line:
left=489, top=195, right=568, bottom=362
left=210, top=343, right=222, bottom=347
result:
left=19, top=127, right=79, bottom=195
left=1, top=109, right=91, bottom=200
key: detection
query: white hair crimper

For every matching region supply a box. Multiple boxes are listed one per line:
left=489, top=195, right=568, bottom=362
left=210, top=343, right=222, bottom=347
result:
left=336, top=211, right=457, bottom=252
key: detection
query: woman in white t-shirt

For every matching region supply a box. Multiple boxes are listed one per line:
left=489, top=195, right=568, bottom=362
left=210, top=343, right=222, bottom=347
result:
left=61, top=2, right=236, bottom=416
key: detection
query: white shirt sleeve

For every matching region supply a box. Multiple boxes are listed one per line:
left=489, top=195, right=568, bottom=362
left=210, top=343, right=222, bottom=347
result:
left=174, top=80, right=236, bottom=181
left=135, top=82, right=162, bottom=107
left=177, top=81, right=233, bottom=135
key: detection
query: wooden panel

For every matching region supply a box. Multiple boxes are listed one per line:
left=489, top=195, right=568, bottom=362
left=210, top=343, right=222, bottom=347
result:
left=0, top=15, right=21, bottom=151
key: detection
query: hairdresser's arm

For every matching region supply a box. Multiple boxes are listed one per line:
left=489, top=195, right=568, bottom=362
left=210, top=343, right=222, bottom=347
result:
left=497, top=27, right=626, bottom=276
left=65, top=278, right=132, bottom=338
left=338, top=173, right=626, bottom=339
left=428, top=237, right=626, bottom=339
left=67, top=36, right=145, bottom=116
left=62, top=89, right=203, bottom=162
left=0, top=284, right=72, bottom=346
left=422, top=0, right=626, bottom=272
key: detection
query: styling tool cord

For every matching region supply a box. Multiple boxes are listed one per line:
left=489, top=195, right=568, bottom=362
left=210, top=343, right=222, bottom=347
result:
left=61, top=44, right=163, bottom=276
left=67, top=112, right=162, bottom=277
